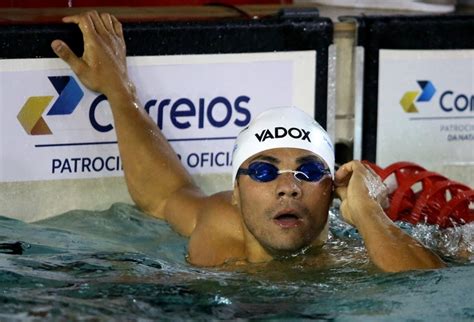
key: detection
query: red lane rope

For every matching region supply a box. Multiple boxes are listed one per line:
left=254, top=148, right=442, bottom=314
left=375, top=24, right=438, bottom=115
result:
left=363, top=161, right=474, bottom=229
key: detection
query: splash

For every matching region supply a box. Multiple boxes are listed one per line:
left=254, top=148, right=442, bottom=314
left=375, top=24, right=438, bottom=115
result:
left=330, top=204, right=474, bottom=262
left=408, top=221, right=474, bottom=261
left=363, top=170, right=389, bottom=208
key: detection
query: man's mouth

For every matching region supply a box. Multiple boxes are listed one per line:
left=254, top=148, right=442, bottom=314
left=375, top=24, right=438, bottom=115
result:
left=273, top=211, right=302, bottom=228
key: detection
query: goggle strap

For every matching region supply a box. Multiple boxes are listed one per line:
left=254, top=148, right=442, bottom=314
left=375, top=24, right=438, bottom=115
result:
left=277, top=170, right=309, bottom=181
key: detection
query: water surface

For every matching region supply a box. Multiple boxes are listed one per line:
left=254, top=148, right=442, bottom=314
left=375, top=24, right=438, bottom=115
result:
left=0, top=203, right=472, bottom=320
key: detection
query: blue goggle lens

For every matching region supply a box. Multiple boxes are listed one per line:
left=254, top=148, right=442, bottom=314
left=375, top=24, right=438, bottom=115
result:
left=238, top=161, right=330, bottom=183
left=297, top=162, right=329, bottom=181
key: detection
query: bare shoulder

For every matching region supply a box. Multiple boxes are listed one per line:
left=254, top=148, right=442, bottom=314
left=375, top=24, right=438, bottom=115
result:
left=187, top=191, right=246, bottom=267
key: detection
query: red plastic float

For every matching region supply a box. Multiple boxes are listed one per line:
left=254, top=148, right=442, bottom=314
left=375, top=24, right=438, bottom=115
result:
left=388, top=171, right=446, bottom=224
left=363, top=161, right=474, bottom=228
left=411, top=180, right=471, bottom=227
left=437, top=190, right=474, bottom=228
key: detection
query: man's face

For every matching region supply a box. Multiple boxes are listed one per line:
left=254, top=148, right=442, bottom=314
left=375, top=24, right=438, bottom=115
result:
left=234, top=148, right=333, bottom=256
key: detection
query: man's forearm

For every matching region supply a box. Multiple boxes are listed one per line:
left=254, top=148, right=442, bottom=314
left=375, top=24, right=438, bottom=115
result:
left=106, top=82, right=196, bottom=218
left=353, top=199, right=445, bottom=272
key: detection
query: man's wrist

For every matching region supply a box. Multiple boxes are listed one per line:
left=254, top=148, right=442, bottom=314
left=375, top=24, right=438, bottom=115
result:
left=350, top=198, right=389, bottom=229
left=104, top=80, right=138, bottom=106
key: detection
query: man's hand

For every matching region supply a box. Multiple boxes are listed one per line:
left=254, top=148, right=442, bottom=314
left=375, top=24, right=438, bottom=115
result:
left=335, top=161, right=445, bottom=271
left=334, top=161, right=389, bottom=226
left=51, top=11, right=129, bottom=98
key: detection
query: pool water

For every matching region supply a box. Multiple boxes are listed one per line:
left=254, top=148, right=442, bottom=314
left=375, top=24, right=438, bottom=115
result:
left=0, top=203, right=472, bottom=320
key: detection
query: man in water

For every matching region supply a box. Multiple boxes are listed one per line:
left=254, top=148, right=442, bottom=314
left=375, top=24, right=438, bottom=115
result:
left=51, top=11, right=444, bottom=272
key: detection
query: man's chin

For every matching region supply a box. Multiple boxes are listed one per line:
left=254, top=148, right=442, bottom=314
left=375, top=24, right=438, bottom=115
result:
left=263, top=240, right=311, bottom=258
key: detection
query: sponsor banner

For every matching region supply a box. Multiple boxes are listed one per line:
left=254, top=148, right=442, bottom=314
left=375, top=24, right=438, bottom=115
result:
left=0, top=51, right=316, bottom=182
left=377, top=49, right=474, bottom=169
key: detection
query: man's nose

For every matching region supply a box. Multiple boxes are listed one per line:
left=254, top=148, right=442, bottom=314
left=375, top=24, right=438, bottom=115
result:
left=275, top=172, right=302, bottom=199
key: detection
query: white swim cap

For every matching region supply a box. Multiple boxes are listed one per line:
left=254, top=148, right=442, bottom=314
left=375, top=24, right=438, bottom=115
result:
left=232, top=107, right=335, bottom=185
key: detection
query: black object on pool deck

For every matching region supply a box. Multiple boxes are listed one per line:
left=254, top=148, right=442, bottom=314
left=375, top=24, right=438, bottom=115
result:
left=341, top=15, right=474, bottom=162
left=0, top=9, right=333, bottom=128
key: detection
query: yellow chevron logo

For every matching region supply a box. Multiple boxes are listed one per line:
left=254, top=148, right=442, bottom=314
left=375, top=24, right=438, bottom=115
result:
left=399, top=91, right=419, bottom=113
left=400, top=81, right=437, bottom=113
left=17, top=96, right=54, bottom=135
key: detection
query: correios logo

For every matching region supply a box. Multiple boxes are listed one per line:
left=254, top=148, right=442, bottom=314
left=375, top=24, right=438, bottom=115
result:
left=17, top=76, right=84, bottom=135
left=399, top=80, right=436, bottom=113
left=400, top=80, right=473, bottom=114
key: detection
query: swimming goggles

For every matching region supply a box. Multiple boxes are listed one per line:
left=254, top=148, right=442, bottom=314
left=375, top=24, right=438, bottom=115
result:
left=237, top=161, right=331, bottom=183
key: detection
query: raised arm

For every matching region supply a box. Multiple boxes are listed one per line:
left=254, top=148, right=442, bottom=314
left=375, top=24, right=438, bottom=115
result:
left=335, top=161, right=445, bottom=272
left=52, top=11, right=203, bottom=235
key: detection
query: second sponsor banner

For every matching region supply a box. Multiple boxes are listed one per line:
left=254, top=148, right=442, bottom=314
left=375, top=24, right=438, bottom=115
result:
left=377, top=49, right=474, bottom=169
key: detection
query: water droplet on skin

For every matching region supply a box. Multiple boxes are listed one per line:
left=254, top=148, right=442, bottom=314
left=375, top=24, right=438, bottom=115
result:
left=364, top=172, right=386, bottom=202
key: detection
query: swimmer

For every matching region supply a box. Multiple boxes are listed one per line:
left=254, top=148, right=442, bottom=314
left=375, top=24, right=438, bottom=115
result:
left=51, top=11, right=445, bottom=272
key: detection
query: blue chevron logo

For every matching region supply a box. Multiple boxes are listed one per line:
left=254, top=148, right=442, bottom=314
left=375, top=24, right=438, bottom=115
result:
left=416, top=80, right=436, bottom=102
left=47, top=76, right=84, bottom=115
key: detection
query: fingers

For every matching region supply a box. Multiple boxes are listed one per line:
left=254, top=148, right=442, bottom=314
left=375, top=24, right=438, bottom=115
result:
left=111, top=15, right=124, bottom=39
left=62, top=11, right=121, bottom=38
left=334, top=161, right=356, bottom=187
left=51, top=40, right=85, bottom=74
left=100, top=12, right=115, bottom=34
left=334, top=160, right=373, bottom=193
left=334, top=163, right=352, bottom=200
left=89, top=10, right=108, bottom=35
left=334, top=165, right=349, bottom=185
left=63, top=12, right=97, bottom=48
left=334, top=185, right=347, bottom=200
left=62, top=14, right=80, bottom=24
